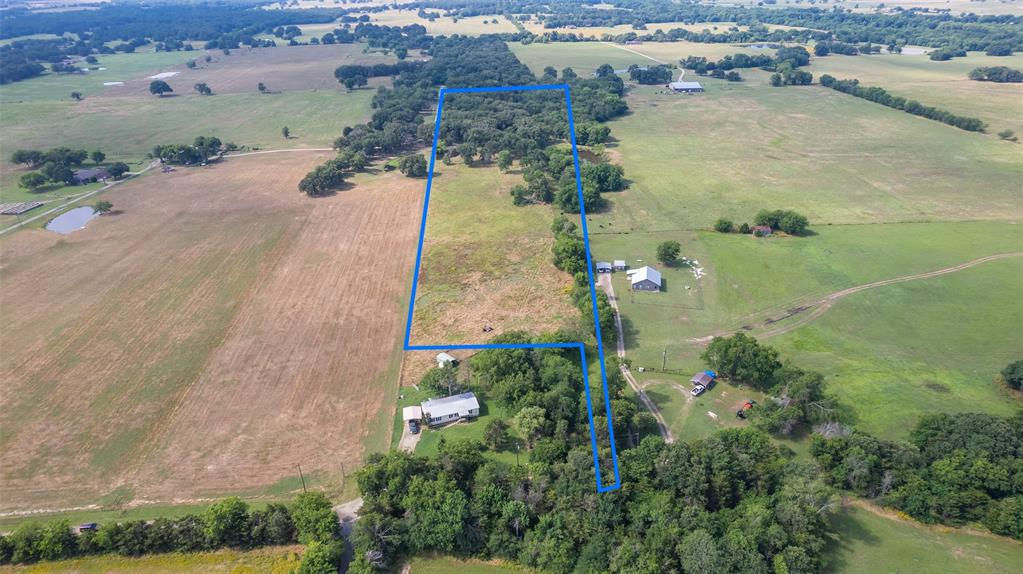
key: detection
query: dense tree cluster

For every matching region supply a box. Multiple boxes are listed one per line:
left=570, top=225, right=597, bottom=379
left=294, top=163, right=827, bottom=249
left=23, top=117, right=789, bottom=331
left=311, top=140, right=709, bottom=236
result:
left=1003, top=360, right=1023, bottom=390
left=820, top=75, right=987, bottom=132
left=627, top=64, right=672, bottom=84
left=682, top=47, right=810, bottom=84
left=11, top=146, right=113, bottom=188
left=0, top=493, right=342, bottom=567
left=298, top=150, right=369, bottom=197
left=351, top=424, right=836, bottom=573
left=812, top=412, right=1023, bottom=539
left=152, top=136, right=226, bottom=165
left=753, top=209, right=810, bottom=235
left=969, top=66, right=1023, bottom=83
left=413, top=0, right=1023, bottom=51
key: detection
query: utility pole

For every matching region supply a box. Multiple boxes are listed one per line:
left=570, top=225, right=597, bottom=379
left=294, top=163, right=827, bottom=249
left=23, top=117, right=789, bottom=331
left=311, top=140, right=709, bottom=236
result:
left=297, top=463, right=307, bottom=493
left=662, top=347, right=667, bottom=371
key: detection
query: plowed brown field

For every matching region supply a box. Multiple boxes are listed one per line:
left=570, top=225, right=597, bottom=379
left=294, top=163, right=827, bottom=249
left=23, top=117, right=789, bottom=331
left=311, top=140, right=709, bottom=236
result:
left=0, top=152, right=422, bottom=511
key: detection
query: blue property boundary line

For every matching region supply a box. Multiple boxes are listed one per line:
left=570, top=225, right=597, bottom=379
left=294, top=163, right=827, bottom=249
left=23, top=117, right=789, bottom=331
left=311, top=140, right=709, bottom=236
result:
left=402, top=84, right=622, bottom=493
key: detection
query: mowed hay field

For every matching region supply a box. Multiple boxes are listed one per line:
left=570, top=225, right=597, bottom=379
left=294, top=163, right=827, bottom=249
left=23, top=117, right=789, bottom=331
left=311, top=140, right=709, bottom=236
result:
left=0, top=545, right=304, bottom=573
left=357, top=8, right=520, bottom=35
left=0, top=152, right=422, bottom=510
left=806, top=51, right=1023, bottom=135
left=408, top=162, right=579, bottom=346
left=0, top=44, right=389, bottom=202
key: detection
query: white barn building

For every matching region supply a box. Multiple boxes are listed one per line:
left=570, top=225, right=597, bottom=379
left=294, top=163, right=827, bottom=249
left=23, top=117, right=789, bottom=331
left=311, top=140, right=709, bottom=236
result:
left=627, top=266, right=662, bottom=291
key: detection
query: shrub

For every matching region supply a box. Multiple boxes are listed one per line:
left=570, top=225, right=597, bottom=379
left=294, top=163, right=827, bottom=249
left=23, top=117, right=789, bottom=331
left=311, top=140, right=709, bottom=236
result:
left=714, top=218, right=733, bottom=233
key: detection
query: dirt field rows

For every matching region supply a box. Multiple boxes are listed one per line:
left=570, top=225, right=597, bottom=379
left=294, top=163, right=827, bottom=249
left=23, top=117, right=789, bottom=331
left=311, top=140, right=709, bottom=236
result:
left=0, top=153, right=422, bottom=510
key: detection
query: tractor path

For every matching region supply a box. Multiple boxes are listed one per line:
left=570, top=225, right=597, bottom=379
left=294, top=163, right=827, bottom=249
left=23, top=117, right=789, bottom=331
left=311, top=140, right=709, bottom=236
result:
left=598, top=273, right=674, bottom=443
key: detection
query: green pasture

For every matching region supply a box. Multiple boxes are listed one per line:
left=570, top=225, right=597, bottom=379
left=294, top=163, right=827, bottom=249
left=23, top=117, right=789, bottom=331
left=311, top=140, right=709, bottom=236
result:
left=807, top=51, right=1023, bottom=136
left=597, top=78, right=1021, bottom=231
left=0, top=546, right=303, bottom=573
left=407, top=555, right=530, bottom=574
left=0, top=89, right=374, bottom=203
left=825, top=504, right=1023, bottom=574
left=774, top=256, right=1023, bottom=440
left=508, top=40, right=776, bottom=75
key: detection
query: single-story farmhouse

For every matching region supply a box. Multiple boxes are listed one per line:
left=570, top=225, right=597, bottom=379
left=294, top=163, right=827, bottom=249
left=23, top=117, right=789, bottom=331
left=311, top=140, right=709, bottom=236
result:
left=668, top=81, right=704, bottom=94
left=72, top=167, right=109, bottom=184
left=595, top=261, right=613, bottom=273
left=627, top=266, right=662, bottom=291
left=421, top=392, right=480, bottom=427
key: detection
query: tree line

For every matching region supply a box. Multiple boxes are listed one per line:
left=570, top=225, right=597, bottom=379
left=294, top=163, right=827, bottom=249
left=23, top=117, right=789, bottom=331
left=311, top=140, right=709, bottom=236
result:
left=812, top=411, right=1023, bottom=540
left=11, top=147, right=128, bottom=190
left=303, top=35, right=627, bottom=197
left=0, top=493, right=344, bottom=572
left=409, top=0, right=1021, bottom=51
left=152, top=136, right=232, bottom=166
left=820, top=75, right=987, bottom=132
left=350, top=336, right=837, bottom=573
left=969, top=66, right=1023, bottom=83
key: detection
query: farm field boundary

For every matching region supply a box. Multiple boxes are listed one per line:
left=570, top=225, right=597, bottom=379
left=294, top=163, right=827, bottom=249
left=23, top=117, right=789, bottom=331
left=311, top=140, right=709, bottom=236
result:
left=403, top=84, right=622, bottom=493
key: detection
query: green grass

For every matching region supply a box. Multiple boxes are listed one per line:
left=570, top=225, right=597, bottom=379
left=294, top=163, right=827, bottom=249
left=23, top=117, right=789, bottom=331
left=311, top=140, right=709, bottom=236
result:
left=596, top=78, right=1021, bottom=231
left=806, top=51, right=1023, bottom=136
left=406, top=555, right=531, bottom=574
left=774, top=257, right=1023, bottom=440
left=410, top=160, right=578, bottom=344
left=0, top=546, right=304, bottom=573
left=0, top=500, right=272, bottom=532
left=825, top=504, right=1023, bottom=574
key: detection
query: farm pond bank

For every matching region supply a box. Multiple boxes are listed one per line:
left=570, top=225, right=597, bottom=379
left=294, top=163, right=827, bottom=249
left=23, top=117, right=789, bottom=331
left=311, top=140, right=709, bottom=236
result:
left=45, top=207, right=98, bottom=234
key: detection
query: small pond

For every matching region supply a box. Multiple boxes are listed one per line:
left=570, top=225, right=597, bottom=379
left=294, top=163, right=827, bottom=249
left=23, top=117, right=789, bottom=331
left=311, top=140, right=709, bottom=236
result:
left=45, top=206, right=99, bottom=234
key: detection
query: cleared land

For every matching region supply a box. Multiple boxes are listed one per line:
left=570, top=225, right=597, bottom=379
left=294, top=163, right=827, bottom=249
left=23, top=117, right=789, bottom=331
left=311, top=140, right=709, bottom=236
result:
left=510, top=40, right=777, bottom=75
left=0, top=545, right=304, bottom=573
left=408, top=555, right=531, bottom=573
left=407, top=162, right=578, bottom=346
left=359, top=8, right=520, bottom=35
left=807, top=51, right=1023, bottom=136
left=825, top=502, right=1023, bottom=574
left=0, top=45, right=387, bottom=203
left=0, top=152, right=422, bottom=511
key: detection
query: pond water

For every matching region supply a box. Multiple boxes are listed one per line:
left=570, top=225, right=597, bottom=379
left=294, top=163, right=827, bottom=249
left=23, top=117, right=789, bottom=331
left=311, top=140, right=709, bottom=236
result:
left=45, top=206, right=99, bottom=234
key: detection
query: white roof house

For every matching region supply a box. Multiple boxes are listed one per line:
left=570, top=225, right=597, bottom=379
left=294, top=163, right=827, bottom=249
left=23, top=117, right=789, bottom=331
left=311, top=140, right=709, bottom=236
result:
left=613, top=260, right=627, bottom=270
left=402, top=406, right=423, bottom=421
left=421, top=392, right=481, bottom=426
left=627, top=266, right=662, bottom=291
left=436, top=352, right=457, bottom=368
left=668, top=81, right=704, bottom=93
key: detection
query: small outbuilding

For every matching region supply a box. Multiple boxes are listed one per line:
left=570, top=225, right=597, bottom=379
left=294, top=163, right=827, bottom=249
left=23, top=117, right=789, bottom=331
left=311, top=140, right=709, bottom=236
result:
left=421, top=392, right=480, bottom=427
left=751, top=225, right=773, bottom=236
left=436, top=352, right=457, bottom=368
left=627, top=266, right=662, bottom=291
left=690, top=370, right=716, bottom=396
left=668, top=81, right=704, bottom=94
left=613, top=260, right=627, bottom=271
left=402, top=406, right=423, bottom=422
left=595, top=261, right=613, bottom=273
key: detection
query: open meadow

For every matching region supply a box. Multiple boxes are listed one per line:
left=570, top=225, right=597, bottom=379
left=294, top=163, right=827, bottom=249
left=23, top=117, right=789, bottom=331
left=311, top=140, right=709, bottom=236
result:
left=0, top=152, right=422, bottom=511
left=407, top=161, right=578, bottom=346
left=0, top=545, right=304, bottom=573
left=0, top=44, right=389, bottom=203
left=358, top=7, right=520, bottom=35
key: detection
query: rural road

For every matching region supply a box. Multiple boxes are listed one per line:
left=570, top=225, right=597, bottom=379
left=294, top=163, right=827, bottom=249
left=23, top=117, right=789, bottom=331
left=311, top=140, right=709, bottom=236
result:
left=598, top=273, right=675, bottom=443
left=601, top=41, right=667, bottom=64
left=0, top=148, right=335, bottom=237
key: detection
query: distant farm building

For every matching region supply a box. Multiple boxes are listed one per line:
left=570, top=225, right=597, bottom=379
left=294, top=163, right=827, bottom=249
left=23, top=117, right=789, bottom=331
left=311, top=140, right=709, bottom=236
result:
left=421, top=392, right=480, bottom=427
left=613, top=260, right=627, bottom=271
left=627, top=266, right=662, bottom=291
left=595, top=261, right=613, bottom=273
left=0, top=202, right=43, bottom=215
left=72, top=167, right=109, bottom=184
left=668, top=81, right=704, bottom=94
left=751, top=225, right=773, bottom=236
left=436, top=352, right=457, bottom=368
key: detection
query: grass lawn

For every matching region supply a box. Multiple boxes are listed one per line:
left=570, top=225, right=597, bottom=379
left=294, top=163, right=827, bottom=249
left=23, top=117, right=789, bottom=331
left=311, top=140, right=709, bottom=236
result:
left=410, top=386, right=524, bottom=468
left=407, top=555, right=531, bottom=573
left=0, top=546, right=303, bottom=573
left=825, top=503, right=1023, bottom=574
